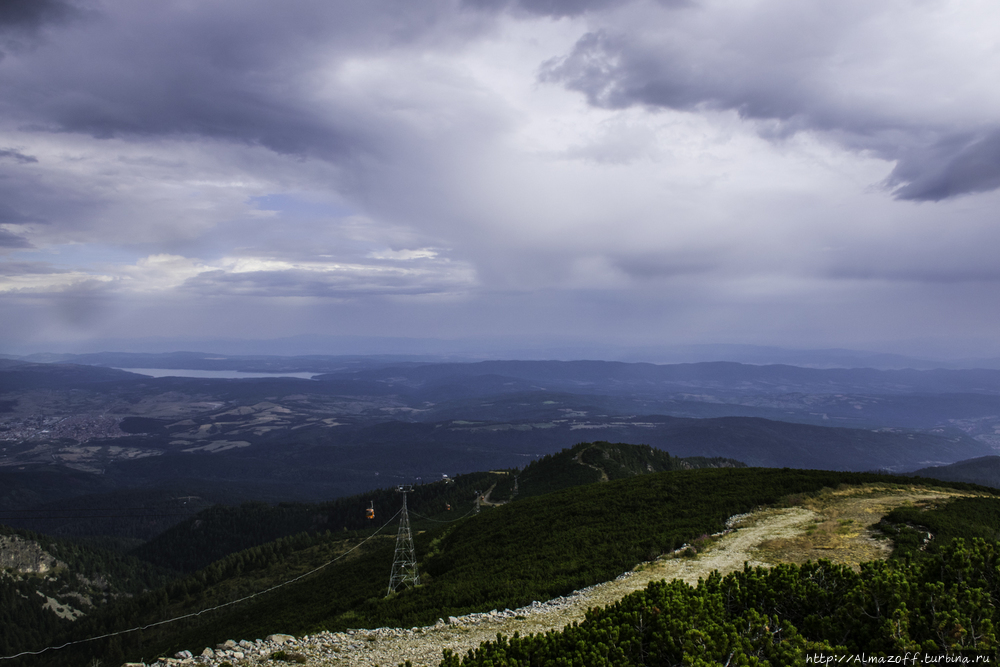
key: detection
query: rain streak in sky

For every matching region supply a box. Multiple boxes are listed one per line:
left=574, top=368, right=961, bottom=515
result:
left=2, top=0, right=1000, bottom=358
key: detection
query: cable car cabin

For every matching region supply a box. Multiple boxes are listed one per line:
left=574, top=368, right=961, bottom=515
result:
left=445, top=503, right=452, bottom=511
left=366, top=502, right=375, bottom=520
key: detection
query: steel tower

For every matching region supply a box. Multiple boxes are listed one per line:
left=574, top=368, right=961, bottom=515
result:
left=387, top=485, right=420, bottom=596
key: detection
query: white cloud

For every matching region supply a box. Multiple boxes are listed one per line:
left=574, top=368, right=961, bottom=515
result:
left=2, top=0, right=1000, bottom=353
left=367, top=248, right=439, bottom=260
left=0, top=271, right=113, bottom=293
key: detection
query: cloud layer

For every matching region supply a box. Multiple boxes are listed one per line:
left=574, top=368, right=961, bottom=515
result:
left=1, top=0, right=1000, bottom=356
left=542, top=0, right=1000, bottom=201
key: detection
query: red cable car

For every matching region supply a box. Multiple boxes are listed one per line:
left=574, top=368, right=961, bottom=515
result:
left=365, top=501, right=375, bottom=520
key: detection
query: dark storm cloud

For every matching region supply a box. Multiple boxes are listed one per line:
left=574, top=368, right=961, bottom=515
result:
left=0, top=229, right=33, bottom=248
left=611, top=252, right=714, bottom=280
left=464, top=0, right=627, bottom=18
left=0, top=1, right=488, bottom=161
left=44, top=83, right=361, bottom=159
left=885, top=129, right=1000, bottom=202
left=543, top=31, right=722, bottom=112
left=0, top=0, right=76, bottom=32
left=0, top=148, right=38, bottom=163
left=541, top=23, right=1000, bottom=202
left=540, top=29, right=857, bottom=129
left=0, top=165, right=103, bottom=233
left=464, top=0, right=687, bottom=18
left=3, top=0, right=1000, bottom=355
left=0, top=201, right=39, bottom=224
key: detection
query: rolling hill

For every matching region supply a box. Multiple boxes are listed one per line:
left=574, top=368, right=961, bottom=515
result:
left=910, top=455, right=1000, bottom=489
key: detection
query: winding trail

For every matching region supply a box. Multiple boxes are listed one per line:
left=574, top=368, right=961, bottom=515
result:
left=179, top=486, right=975, bottom=667
left=573, top=446, right=610, bottom=483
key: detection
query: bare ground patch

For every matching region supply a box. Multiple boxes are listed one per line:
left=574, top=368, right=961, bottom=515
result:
left=753, top=484, right=979, bottom=567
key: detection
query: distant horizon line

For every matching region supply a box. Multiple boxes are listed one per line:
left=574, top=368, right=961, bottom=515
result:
left=5, top=347, right=1000, bottom=372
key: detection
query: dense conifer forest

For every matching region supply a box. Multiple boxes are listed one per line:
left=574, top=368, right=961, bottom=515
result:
left=25, top=468, right=992, bottom=664
left=446, top=534, right=1000, bottom=664
left=3, top=444, right=998, bottom=665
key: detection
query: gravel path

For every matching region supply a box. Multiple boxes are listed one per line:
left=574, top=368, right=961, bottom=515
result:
left=161, top=507, right=817, bottom=667
left=153, top=488, right=979, bottom=667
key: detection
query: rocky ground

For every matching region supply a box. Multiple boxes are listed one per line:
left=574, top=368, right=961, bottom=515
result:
left=135, top=485, right=971, bottom=667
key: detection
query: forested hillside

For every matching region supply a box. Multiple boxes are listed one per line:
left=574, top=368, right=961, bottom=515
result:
left=910, top=455, right=1000, bottom=490
left=452, top=497, right=1000, bottom=664
left=130, top=471, right=497, bottom=573
left=448, top=538, right=1000, bottom=664
left=131, top=442, right=733, bottom=572
left=513, top=441, right=743, bottom=499
left=0, top=525, right=172, bottom=658
left=29, top=468, right=986, bottom=665
left=877, top=495, right=1000, bottom=558
left=1, top=443, right=722, bottom=661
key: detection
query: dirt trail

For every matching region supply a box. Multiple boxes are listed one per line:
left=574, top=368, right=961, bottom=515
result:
left=195, top=486, right=975, bottom=667
left=574, top=446, right=609, bottom=483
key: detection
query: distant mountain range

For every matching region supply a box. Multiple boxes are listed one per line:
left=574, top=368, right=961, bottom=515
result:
left=1, top=356, right=998, bottom=530
left=911, top=455, right=1000, bottom=489
left=10, top=351, right=1000, bottom=392
left=8, top=340, right=1000, bottom=369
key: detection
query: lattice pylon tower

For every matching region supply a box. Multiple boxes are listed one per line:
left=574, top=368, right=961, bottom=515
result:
left=387, top=486, right=420, bottom=596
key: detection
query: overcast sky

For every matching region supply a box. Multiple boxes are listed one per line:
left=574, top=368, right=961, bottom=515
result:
left=2, top=0, right=1000, bottom=358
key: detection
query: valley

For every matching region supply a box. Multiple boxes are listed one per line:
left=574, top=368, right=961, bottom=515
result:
left=3, top=356, right=1000, bottom=547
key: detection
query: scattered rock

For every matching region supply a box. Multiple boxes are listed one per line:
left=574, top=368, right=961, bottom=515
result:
left=153, top=503, right=920, bottom=667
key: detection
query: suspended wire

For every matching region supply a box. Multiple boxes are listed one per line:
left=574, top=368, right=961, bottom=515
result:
left=0, top=513, right=199, bottom=520
left=0, top=501, right=207, bottom=521
left=1, top=507, right=180, bottom=514
left=409, top=505, right=478, bottom=523
left=0, top=502, right=204, bottom=513
left=0, top=507, right=403, bottom=662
